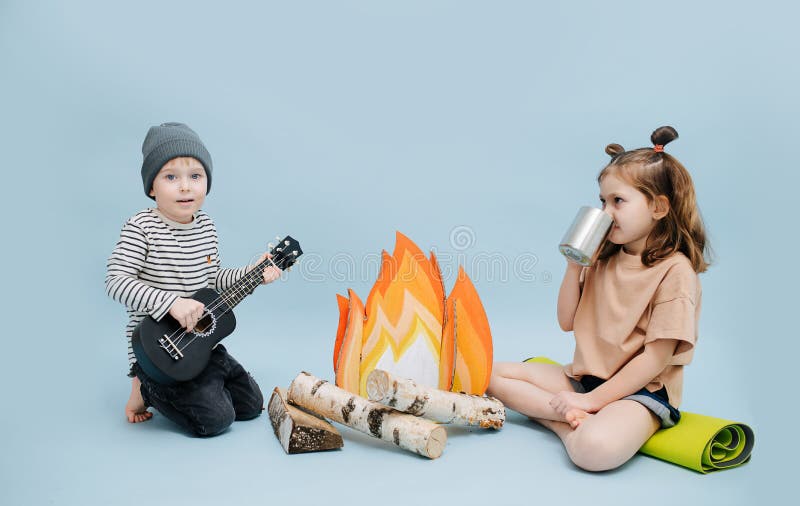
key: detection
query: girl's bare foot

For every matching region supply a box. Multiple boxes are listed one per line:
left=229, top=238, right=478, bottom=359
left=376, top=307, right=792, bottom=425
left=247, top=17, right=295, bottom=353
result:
left=565, top=408, right=591, bottom=428
left=125, top=377, right=153, bottom=423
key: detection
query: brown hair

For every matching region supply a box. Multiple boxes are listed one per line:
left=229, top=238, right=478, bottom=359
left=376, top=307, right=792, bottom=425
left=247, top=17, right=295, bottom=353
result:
left=596, top=126, right=712, bottom=273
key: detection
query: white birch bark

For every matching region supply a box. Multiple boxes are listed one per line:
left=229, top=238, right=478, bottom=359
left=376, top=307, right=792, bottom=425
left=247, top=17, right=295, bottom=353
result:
left=288, top=372, right=447, bottom=459
left=366, top=369, right=505, bottom=429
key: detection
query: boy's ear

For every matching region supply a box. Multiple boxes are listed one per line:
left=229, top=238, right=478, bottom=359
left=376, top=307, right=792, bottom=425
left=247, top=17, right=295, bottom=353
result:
left=652, top=195, right=670, bottom=220
left=149, top=188, right=155, bottom=198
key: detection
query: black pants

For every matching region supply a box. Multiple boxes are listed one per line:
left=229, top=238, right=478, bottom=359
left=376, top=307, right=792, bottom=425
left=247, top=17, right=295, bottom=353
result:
left=134, top=345, right=263, bottom=437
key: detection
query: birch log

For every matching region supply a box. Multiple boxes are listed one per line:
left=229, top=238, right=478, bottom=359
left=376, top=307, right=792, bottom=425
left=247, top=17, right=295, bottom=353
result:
left=268, top=387, right=343, bottom=454
left=288, top=372, right=447, bottom=459
left=366, top=369, right=505, bottom=429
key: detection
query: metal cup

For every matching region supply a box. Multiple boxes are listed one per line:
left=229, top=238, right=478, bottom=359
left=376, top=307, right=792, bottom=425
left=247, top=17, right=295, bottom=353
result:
left=559, top=206, right=614, bottom=266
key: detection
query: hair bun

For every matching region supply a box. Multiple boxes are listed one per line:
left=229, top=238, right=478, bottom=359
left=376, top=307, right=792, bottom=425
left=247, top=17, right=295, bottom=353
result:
left=651, top=126, right=679, bottom=147
left=605, top=143, right=625, bottom=157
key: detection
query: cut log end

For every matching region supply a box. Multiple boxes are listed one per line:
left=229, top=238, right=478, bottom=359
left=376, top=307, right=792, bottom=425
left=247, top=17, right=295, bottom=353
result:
left=425, top=426, right=447, bottom=459
left=268, top=387, right=343, bottom=454
left=366, top=369, right=392, bottom=402
left=287, top=425, right=343, bottom=454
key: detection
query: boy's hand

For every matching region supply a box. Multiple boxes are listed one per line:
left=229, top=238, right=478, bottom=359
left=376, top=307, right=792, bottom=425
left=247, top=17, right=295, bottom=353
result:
left=169, top=297, right=206, bottom=331
left=252, top=252, right=282, bottom=285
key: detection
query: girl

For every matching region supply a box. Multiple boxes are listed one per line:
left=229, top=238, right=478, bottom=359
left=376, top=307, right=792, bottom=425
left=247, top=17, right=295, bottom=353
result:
left=487, top=126, right=710, bottom=471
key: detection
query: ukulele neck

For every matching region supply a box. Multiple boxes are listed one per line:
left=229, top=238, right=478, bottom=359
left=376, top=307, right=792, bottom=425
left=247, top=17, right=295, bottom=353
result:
left=221, top=257, right=274, bottom=310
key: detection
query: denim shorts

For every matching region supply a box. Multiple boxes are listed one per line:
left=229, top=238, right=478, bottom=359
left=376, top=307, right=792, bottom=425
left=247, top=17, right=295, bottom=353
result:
left=569, top=375, right=681, bottom=428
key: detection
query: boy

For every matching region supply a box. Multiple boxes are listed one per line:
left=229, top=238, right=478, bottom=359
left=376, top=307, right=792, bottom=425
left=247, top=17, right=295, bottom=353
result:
left=106, top=122, right=280, bottom=436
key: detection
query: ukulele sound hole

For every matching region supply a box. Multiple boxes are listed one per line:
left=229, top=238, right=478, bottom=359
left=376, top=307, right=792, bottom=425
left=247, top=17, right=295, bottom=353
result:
left=195, top=315, right=214, bottom=333
left=192, top=312, right=218, bottom=338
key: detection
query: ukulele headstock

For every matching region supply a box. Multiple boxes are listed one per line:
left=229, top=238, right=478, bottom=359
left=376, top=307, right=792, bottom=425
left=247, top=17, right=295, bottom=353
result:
left=269, top=235, right=303, bottom=271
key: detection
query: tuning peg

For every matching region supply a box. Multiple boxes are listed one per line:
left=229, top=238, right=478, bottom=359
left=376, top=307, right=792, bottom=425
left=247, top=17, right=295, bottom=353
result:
left=293, top=250, right=298, bottom=256
left=275, top=236, right=281, bottom=242
left=268, top=242, right=274, bottom=249
left=284, top=240, right=289, bottom=246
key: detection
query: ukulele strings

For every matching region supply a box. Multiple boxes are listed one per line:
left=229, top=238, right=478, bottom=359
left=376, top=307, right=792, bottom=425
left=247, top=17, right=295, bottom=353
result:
left=170, top=252, right=285, bottom=350
left=167, top=251, right=290, bottom=352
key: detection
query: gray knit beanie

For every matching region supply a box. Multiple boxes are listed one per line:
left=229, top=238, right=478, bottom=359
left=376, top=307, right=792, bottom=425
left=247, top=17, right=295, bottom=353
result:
left=141, top=122, right=213, bottom=199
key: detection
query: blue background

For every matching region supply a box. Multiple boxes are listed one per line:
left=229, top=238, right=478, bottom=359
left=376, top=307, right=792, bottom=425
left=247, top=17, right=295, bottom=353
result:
left=1, top=1, right=794, bottom=504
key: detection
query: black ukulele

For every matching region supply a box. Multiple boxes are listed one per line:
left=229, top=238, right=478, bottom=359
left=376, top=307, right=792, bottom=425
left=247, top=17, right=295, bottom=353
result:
left=131, top=236, right=302, bottom=384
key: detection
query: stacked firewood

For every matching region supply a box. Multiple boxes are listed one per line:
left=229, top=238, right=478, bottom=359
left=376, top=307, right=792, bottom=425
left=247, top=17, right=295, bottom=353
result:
left=268, top=370, right=505, bottom=459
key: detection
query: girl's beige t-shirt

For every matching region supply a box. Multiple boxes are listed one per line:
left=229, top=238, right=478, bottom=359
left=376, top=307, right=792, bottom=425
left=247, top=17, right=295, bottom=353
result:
left=563, top=248, right=701, bottom=407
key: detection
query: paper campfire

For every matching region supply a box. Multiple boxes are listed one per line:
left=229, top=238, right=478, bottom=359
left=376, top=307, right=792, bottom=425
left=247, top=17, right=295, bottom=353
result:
left=333, top=232, right=493, bottom=396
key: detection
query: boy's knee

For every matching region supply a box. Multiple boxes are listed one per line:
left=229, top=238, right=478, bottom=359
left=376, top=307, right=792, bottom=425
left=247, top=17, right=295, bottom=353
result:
left=235, top=406, right=262, bottom=421
left=251, top=381, right=264, bottom=409
left=234, top=389, right=263, bottom=421
left=232, top=375, right=264, bottom=421
left=191, top=406, right=235, bottom=437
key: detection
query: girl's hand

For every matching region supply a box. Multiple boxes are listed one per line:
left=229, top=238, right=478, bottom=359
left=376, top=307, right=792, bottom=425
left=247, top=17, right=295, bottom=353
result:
left=253, top=252, right=282, bottom=285
left=169, top=297, right=206, bottom=331
left=549, top=391, right=599, bottom=417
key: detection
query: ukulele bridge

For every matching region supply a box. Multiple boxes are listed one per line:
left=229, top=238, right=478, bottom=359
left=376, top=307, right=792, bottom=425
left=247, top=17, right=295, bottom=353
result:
left=159, top=335, right=184, bottom=361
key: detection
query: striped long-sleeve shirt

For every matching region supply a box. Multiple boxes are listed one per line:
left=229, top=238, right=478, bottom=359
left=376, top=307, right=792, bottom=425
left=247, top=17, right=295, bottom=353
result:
left=106, top=208, right=248, bottom=371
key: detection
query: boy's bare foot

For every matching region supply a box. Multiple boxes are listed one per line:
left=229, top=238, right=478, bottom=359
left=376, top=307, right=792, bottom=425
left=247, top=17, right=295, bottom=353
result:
left=565, top=408, right=590, bottom=428
left=125, top=377, right=153, bottom=423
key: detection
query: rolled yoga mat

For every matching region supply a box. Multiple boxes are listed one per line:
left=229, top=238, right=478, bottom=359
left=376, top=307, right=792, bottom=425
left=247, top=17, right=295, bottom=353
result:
left=524, top=356, right=755, bottom=473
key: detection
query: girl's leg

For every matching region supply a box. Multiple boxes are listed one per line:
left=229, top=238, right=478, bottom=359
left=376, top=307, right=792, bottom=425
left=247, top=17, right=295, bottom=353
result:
left=556, top=399, right=660, bottom=472
left=488, top=362, right=660, bottom=471
left=486, top=361, right=575, bottom=422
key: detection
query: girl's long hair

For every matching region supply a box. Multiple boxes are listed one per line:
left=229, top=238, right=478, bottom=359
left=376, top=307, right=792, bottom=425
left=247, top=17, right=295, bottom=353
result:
left=596, top=126, right=712, bottom=273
